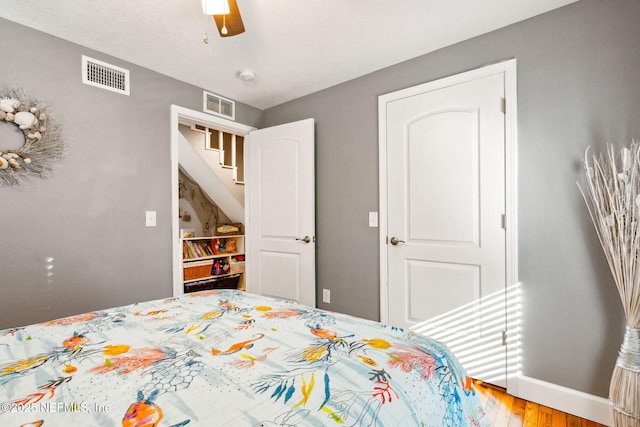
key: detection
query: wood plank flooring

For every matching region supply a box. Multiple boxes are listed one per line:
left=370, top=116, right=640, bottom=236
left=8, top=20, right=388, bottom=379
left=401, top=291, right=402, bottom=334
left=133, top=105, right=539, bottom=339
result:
left=474, top=380, right=608, bottom=427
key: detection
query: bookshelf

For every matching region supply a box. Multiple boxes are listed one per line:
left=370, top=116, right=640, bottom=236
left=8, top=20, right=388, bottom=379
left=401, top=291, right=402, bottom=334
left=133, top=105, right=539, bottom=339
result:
left=182, top=235, right=245, bottom=293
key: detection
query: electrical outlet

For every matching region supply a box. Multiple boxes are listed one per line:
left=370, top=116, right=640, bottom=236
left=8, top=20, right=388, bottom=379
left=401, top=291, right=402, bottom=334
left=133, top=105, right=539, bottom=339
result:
left=322, top=289, right=331, bottom=304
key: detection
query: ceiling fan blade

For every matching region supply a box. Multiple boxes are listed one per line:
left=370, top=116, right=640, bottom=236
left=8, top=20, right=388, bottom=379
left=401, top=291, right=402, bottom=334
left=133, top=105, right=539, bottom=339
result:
left=212, top=0, right=245, bottom=37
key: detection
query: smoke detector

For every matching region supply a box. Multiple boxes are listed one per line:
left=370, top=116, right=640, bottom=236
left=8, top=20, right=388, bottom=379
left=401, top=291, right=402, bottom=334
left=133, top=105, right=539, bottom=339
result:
left=237, top=70, right=256, bottom=81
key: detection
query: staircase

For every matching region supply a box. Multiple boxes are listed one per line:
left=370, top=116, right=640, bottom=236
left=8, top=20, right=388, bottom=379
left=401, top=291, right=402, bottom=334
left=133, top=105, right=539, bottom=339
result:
left=178, top=124, right=245, bottom=223
left=203, top=125, right=245, bottom=186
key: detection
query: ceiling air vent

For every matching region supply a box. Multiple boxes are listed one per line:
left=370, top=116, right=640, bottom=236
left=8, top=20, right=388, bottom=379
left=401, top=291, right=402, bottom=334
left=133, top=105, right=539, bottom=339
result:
left=203, top=91, right=235, bottom=120
left=82, top=55, right=130, bottom=96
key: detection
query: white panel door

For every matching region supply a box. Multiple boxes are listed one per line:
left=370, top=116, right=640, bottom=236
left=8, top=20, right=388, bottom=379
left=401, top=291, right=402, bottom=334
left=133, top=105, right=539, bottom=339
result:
left=245, top=119, right=316, bottom=307
left=380, top=63, right=513, bottom=386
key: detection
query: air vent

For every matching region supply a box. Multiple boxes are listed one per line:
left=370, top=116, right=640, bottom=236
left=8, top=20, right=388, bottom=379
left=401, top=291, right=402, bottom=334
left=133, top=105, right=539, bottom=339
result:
left=203, top=91, right=235, bottom=120
left=82, top=55, right=130, bottom=96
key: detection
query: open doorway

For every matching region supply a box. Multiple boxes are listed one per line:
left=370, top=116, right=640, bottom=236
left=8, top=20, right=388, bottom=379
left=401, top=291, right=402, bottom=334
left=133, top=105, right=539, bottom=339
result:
left=171, top=106, right=317, bottom=307
left=170, top=105, right=255, bottom=297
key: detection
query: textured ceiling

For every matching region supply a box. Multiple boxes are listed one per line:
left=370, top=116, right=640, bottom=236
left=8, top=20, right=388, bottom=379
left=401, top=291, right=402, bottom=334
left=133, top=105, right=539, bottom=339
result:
left=0, top=0, right=577, bottom=110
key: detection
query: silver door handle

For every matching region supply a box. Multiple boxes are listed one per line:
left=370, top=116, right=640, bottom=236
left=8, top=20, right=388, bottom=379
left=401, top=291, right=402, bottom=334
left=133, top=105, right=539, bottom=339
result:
left=390, top=236, right=405, bottom=246
left=296, top=236, right=311, bottom=244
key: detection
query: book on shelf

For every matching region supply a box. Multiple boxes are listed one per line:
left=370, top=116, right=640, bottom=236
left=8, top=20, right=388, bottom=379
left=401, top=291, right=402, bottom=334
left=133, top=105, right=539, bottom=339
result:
left=182, top=235, right=243, bottom=260
left=183, top=239, right=214, bottom=259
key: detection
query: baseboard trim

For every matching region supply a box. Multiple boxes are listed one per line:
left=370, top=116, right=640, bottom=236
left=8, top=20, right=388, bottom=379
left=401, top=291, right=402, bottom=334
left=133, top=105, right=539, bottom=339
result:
left=508, top=376, right=612, bottom=426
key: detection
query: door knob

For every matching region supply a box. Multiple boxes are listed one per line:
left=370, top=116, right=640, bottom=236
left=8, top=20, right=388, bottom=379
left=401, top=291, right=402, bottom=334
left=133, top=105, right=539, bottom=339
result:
left=296, top=236, right=312, bottom=244
left=390, top=236, right=405, bottom=246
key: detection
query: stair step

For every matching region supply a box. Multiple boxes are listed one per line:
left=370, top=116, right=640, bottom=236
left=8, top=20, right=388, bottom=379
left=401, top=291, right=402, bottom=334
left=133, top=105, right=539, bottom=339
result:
left=187, top=122, right=245, bottom=190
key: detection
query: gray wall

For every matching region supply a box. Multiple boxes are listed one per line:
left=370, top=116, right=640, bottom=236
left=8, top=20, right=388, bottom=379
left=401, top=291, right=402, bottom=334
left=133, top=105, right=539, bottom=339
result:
left=261, top=0, right=640, bottom=397
left=0, top=18, right=261, bottom=329
left=2, top=0, right=638, bottom=400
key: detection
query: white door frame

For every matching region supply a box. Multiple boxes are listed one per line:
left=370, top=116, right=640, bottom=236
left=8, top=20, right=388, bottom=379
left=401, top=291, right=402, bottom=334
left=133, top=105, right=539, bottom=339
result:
left=170, top=105, right=256, bottom=297
left=378, top=59, right=518, bottom=386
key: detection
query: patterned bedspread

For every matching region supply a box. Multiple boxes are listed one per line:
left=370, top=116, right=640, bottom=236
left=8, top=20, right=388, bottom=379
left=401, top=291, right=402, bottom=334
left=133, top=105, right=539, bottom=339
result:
left=0, top=290, right=488, bottom=426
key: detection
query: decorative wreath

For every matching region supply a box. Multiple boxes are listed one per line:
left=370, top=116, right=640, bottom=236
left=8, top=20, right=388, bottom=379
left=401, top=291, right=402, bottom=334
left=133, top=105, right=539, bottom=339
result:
left=0, top=88, right=64, bottom=185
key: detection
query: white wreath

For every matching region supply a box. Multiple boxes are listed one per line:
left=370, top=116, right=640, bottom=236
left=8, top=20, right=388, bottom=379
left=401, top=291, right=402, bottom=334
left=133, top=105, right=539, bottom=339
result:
left=0, top=88, right=64, bottom=185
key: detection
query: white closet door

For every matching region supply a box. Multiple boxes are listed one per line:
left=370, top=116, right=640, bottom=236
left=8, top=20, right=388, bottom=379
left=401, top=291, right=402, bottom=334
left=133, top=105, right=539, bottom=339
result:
left=380, top=62, right=516, bottom=387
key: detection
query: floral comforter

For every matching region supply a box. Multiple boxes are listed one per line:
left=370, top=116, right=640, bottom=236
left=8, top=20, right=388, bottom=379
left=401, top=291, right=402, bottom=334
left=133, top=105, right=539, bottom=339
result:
left=0, top=290, right=488, bottom=426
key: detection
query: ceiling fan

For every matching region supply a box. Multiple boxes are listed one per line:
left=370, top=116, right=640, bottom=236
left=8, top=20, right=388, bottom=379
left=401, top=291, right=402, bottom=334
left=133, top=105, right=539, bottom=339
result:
left=202, top=0, right=245, bottom=38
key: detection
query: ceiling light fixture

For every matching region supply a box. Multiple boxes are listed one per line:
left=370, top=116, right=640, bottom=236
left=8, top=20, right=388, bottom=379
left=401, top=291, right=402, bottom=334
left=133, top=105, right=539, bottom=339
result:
left=202, top=0, right=228, bottom=36
left=201, top=0, right=245, bottom=38
left=201, top=0, right=229, bottom=15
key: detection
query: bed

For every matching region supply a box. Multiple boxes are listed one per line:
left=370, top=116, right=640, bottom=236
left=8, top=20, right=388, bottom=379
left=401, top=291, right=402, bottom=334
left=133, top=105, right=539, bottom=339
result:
left=0, top=290, right=489, bottom=426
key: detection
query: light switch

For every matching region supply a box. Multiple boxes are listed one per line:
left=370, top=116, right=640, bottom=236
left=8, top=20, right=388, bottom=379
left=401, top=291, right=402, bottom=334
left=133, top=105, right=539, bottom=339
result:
left=368, top=211, right=378, bottom=228
left=146, top=211, right=157, bottom=227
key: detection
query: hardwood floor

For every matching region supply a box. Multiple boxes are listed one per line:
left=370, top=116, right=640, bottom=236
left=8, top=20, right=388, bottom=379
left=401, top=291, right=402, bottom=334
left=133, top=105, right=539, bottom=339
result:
left=474, top=381, right=608, bottom=427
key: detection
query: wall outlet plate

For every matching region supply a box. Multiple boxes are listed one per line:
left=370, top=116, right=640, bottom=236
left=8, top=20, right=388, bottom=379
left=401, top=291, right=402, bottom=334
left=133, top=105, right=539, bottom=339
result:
left=368, top=211, right=378, bottom=227
left=322, top=288, right=330, bottom=304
